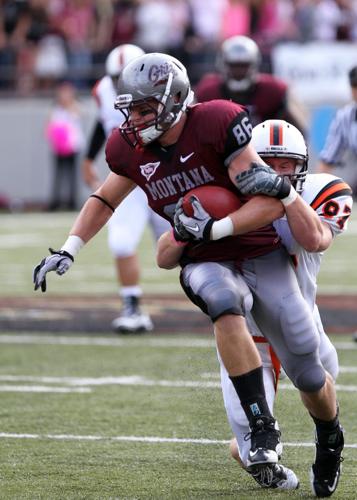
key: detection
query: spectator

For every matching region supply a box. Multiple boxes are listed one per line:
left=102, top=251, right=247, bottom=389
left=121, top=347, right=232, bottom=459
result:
left=46, top=81, right=84, bottom=210
left=220, top=0, right=251, bottom=40
left=110, top=0, right=138, bottom=47
left=186, top=0, right=227, bottom=82
left=50, top=0, right=98, bottom=87
left=312, top=0, right=357, bottom=41
left=0, top=0, right=50, bottom=93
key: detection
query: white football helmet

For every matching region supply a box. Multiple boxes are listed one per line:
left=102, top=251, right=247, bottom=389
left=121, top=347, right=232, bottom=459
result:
left=218, top=36, right=261, bottom=92
left=115, top=52, right=194, bottom=147
left=105, top=44, right=145, bottom=78
left=252, top=119, right=308, bottom=193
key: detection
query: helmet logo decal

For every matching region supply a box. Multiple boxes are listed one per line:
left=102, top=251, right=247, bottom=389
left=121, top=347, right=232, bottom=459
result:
left=148, top=63, right=176, bottom=84
left=140, top=161, right=161, bottom=181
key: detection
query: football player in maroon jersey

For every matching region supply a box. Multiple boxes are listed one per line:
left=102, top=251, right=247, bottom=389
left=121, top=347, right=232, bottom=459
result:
left=195, top=35, right=306, bottom=131
left=33, top=53, right=341, bottom=494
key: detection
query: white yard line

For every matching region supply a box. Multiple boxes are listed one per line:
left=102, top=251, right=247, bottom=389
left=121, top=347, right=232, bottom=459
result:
left=339, top=365, right=357, bottom=373
left=0, top=334, right=356, bottom=350
left=0, top=375, right=356, bottom=392
left=0, top=432, right=356, bottom=448
left=0, top=334, right=216, bottom=348
left=0, top=385, right=90, bottom=393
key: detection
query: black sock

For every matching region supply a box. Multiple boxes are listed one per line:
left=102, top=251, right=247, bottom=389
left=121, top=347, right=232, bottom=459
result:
left=229, top=367, right=273, bottom=427
left=311, top=411, right=343, bottom=449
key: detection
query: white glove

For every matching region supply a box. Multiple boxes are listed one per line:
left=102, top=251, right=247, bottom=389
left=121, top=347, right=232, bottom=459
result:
left=33, top=248, right=74, bottom=292
left=177, top=196, right=215, bottom=241
left=173, top=198, right=192, bottom=242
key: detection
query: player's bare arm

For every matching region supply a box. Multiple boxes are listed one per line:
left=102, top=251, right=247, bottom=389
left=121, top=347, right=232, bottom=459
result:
left=284, top=197, right=333, bottom=252
left=156, top=230, right=185, bottom=269
left=69, top=173, right=136, bottom=243
left=227, top=143, right=284, bottom=233
left=33, top=173, right=137, bottom=292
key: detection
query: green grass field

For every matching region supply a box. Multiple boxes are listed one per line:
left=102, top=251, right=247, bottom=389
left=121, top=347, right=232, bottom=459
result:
left=1, top=210, right=357, bottom=297
left=0, top=211, right=356, bottom=499
left=0, top=333, right=356, bottom=499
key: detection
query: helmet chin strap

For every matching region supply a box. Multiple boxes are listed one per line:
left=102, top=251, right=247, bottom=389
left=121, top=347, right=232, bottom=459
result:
left=171, top=89, right=195, bottom=127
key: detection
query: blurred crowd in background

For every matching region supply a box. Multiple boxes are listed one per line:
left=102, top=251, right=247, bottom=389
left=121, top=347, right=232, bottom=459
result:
left=1, top=0, right=357, bottom=95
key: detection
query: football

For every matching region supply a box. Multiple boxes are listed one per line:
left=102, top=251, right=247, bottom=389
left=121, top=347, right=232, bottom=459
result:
left=182, top=185, right=242, bottom=218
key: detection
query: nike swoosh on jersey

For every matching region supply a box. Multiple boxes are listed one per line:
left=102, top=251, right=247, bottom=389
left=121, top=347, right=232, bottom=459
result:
left=180, top=152, right=194, bottom=163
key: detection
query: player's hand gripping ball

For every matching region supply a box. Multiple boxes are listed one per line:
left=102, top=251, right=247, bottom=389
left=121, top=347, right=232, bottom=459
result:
left=182, top=185, right=242, bottom=218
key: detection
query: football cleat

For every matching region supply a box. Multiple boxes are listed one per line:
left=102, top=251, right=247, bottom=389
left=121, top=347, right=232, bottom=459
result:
left=112, top=296, right=153, bottom=334
left=246, top=416, right=281, bottom=470
left=310, top=426, right=344, bottom=497
left=249, top=463, right=299, bottom=490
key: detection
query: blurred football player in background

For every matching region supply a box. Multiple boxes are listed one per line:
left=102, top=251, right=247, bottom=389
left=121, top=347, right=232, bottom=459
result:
left=81, top=44, right=170, bottom=333
left=195, top=35, right=306, bottom=132
left=33, top=53, right=344, bottom=495
left=226, top=120, right=351, bottom=495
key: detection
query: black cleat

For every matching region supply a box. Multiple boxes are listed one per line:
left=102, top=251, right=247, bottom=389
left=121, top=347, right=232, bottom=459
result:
left=246, top=416, right=281, bottom=470
left=310, top=427, right=344, bottom=497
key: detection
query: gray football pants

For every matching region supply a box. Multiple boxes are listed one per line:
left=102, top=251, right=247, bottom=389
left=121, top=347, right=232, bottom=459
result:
left=180, top=247, right=325, bottom=393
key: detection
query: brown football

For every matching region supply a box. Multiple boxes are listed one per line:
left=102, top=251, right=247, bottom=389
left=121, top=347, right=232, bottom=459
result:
left=182, top=185, right=242, bottom=218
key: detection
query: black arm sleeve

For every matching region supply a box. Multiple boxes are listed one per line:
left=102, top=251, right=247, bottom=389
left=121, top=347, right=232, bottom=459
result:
left=86, top=120, right=106, bottom=160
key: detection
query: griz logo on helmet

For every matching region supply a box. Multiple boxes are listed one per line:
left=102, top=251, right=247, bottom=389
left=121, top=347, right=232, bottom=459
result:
left=149, top=63, right=177, bottom=84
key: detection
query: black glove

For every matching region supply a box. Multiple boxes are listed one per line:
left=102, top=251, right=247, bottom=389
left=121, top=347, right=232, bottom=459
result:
left=235, top=162, right=291, bottom=199
left=177, top=196, right=215, bottom=241
left=173, top=198, right=192, bottom=242
left=33, top=248, right=74, bottom=292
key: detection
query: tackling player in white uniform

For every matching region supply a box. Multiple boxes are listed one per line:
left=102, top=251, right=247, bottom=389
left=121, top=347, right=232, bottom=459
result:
left=224, top=120, right=352, bottom=495
left=81, top=44, right=170, bottom=333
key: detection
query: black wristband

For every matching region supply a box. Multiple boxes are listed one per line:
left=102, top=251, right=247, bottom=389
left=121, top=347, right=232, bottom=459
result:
left=202, top=218, right=215, bottom=241
left=275, top=176, right=292, bottom=199
left=173, top=224, right=191, bottom=242
left=89, top=194, right=115, bottom=213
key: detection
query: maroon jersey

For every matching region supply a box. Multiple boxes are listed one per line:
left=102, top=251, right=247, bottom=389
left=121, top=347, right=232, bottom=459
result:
left=106, top=99, right=280, bottom=266
left=195, top=73, right=289, bottom=127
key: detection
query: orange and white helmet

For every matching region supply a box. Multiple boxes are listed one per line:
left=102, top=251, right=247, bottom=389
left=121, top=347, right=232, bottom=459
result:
left=252, top=119, right=308, bottom=192
left=105, top=44, right=145, bottom=78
